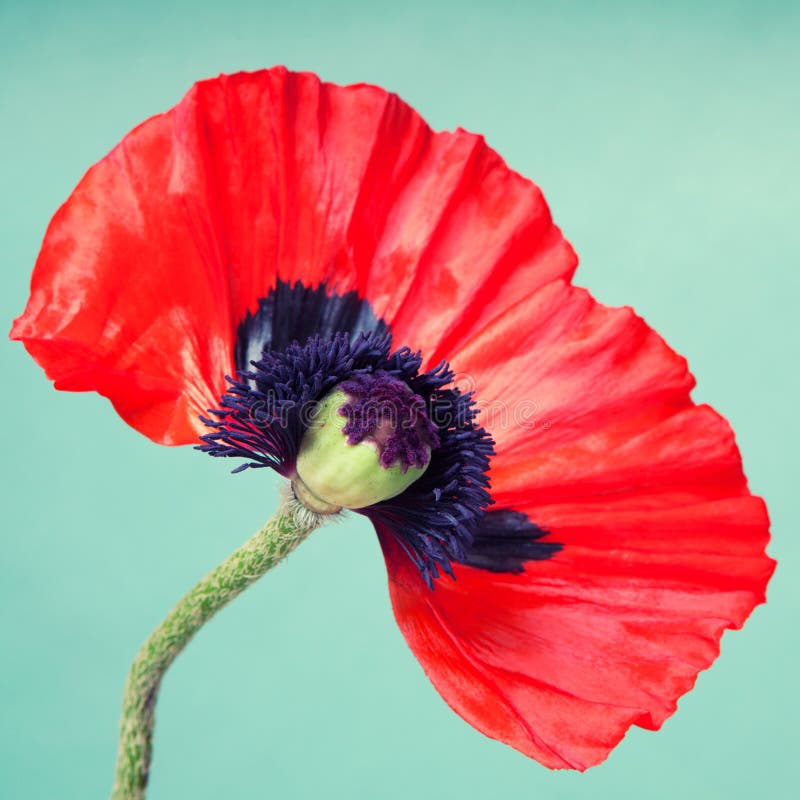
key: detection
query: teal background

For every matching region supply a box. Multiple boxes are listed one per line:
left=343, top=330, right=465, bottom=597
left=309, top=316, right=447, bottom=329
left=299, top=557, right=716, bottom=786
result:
left=1, top=1, right=797, bottom=797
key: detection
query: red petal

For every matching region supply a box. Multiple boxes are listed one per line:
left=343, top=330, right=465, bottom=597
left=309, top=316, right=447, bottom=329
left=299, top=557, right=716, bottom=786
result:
left=357, top=132, right=577, bottom=363
left=12, top=68, right=575, bottom=443
left=379, top=281, right=774, bottom=769
left=379, top=488, right=772, bottom=769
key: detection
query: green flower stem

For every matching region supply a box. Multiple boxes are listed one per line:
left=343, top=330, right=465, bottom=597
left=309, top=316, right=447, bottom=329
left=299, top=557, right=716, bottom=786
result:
left=110, top=493, right=325, bottom=800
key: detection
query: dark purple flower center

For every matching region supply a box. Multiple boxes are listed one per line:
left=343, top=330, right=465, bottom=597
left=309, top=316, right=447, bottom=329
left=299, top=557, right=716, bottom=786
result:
left=338, top=371, right=440, bottom=471
left=198, top=279, right=562, bottom=587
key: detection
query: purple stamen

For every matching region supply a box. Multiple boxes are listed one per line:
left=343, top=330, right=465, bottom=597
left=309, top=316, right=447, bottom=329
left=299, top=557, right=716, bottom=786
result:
left=198, top=280, right=502, bottom=586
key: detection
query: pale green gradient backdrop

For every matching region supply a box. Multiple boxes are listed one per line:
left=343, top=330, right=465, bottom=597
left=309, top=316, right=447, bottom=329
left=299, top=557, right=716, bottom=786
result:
left=1, top=1, right=797, bottom=798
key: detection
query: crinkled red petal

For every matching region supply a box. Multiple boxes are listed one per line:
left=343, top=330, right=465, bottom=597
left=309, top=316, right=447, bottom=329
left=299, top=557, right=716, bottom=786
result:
left=379, top=469, right=772, bottom=769
left=11, top=67, right=575, bottom=443
left=379, top=282, right=774, bottom=769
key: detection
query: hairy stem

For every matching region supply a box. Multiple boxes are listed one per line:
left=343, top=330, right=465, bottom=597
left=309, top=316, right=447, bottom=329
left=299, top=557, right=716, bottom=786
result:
left=110, top=493, right=325, bottom=799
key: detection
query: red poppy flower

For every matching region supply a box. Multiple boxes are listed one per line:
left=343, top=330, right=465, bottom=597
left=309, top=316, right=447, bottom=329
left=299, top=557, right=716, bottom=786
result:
left=11, top=67, right=774, bottom=770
